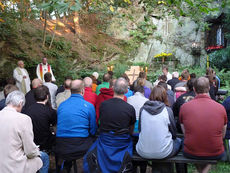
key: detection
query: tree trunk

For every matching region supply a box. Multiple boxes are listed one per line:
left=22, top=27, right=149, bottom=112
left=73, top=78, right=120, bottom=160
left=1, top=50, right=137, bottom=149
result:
left=42, top=11, right=47, bottom=47
left=73, top=11, right=79, bottom=35
left=49, top=13, right=58, bottom=49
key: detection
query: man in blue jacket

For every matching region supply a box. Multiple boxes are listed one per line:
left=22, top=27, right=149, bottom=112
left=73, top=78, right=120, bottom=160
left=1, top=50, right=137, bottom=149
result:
left=56, top=79, right=97, bottom=170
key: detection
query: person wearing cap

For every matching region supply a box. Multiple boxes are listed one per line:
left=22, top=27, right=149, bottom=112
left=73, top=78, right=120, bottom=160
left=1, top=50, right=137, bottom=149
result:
left=92, top=72, right=101, bottom=85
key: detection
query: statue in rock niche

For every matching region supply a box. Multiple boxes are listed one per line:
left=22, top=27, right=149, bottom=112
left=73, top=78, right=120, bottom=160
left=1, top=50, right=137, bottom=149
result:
left=216, top=25, right=224, bottom=46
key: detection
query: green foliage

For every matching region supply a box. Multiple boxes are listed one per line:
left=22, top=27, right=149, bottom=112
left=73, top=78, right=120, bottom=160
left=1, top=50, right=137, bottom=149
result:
left=45, top=36, right=72, bottom=52
left=147, top=69, right=162, bottom=83
left=39, top=0, right=81, bottom=14
left=209, top=46, right=230, bottom=70
left=130, top=20, right=156, bottom=44
left=41, top=38, right=78, bottom=85
left=223, top=11, right=230, bottom=40
left=132, top=62, right=148, bottom=67
left=89, top=44, right=97, bottom=52
left=188, top=162, right=230, bottom=173
left=52, top=54, right=77, bottom=85
left=113, top=63, right=129, bottom=78
left=214, top=68, right=230, bottom=91
left=0, top=10, right=18, bottom=41
left=77, top=69, right=105, bottom=81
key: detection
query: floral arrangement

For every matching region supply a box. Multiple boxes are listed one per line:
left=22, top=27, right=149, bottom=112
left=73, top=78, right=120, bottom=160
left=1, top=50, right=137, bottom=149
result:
left=154, top=52, right=172, bottom=58
left=158, top=1, right=166, bottom=5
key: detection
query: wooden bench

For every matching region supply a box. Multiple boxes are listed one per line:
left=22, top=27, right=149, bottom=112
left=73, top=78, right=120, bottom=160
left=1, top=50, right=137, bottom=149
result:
left=132, top=152, right=217, bottom=173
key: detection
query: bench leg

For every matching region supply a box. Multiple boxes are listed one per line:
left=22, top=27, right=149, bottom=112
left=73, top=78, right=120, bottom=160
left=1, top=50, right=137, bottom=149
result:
left=73, top=160, right=78, bottom=173
left=151, top=162, right=174, bottom=173
left=175, top=163, right=187, bottom=173
left=224, top=139, right=230, bottom=162
left=132, top=161, right=147, bottom=173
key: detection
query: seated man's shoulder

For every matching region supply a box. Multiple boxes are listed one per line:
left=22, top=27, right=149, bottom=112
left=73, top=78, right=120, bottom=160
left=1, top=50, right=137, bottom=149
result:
left=100, top=98, right=119, bottom=108
left=56, top=91, right=65, bottom=98
left=14, top=111, right=32, bottom=123
left=83, top=99, right=95, bottom=109
left=50, top=83, right=58, bottom=89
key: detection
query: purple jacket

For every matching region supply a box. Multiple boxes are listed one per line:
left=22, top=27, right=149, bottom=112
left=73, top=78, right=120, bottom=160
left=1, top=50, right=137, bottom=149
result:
left=144, top=86, right=151, bottom=99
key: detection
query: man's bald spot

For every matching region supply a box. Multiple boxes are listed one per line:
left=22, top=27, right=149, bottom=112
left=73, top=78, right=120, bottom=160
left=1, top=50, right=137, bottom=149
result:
left=83, top=77, right=92, bottom=87
left=32, top=78, right=42, bottom=89
left=194, top=77, right=210, bottom=94
left=71, top=80, right=84, bottom=94
left=103, top=73, right=111, bottom=82
left=42, top=57, right=47, bottom=64
left=18, top=60, right=24, bottom=68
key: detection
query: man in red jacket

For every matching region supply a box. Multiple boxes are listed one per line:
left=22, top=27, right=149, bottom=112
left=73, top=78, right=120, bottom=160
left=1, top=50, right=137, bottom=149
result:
left=83, top=77, right=97, bottom=107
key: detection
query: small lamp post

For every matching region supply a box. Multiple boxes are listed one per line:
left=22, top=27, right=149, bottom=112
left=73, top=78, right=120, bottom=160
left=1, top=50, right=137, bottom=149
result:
left=191, top=42, right=201, bottom=55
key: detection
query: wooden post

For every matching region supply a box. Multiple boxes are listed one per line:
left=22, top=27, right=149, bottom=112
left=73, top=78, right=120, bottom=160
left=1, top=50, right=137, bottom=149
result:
left=207, top=55, right=209, bottom=68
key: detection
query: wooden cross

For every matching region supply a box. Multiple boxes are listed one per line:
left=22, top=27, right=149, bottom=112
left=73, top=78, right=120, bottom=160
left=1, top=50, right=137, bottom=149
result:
left=125, top=66, right=140, bottom=84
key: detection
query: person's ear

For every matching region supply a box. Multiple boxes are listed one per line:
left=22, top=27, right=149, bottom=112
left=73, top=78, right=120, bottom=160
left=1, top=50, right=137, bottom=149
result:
left=81, top=88, right=85, bottom=95
left=45, top=95, right=49, bottom=103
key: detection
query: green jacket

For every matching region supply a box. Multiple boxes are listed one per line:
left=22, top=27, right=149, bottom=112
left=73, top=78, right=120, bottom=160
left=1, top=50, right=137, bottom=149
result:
left=96, top=82, right=110, bottom=95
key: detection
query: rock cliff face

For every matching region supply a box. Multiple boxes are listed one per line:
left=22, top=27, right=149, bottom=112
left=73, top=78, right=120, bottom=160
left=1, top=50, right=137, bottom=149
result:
left=106, top=2, right=223, bottom=69
left=107, top=11, right=207, bottom=68
left=135, top=16, right=207, bottom=67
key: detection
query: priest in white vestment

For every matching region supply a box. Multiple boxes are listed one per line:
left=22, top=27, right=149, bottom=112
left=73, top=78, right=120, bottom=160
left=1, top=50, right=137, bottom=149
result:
left=36, top=57, right=56, bottom=82
left=13, top=60, right=31, bottom=94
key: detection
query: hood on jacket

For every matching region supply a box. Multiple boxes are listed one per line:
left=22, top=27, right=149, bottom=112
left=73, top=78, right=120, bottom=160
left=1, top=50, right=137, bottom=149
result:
left=99, top=88, right=114, bottom=100
left=142, top=100, right=165, bottom=115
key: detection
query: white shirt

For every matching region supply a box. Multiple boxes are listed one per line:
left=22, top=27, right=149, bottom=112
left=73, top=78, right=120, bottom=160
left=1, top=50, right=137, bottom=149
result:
left=44, top=82, right=58, bottom=109
left=166, top=72, right=172, bottom=81
left=127, top=92, right=148, bottom=120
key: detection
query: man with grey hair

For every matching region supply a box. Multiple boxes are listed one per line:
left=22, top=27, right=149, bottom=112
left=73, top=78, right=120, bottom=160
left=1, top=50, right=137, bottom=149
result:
left=83, top=77, right=97, bottom=106
left=99, top=77, right=135, bottom=134
left=84, top=77, right=136, bottom=172
left=0, top=84, right=19, bottom=111
left=167, top=71, right=180, bottom=91
left=0, top=91, right=44, bottom=173
left=13, top=60, right=31, bottom=94
left=180, top=77, right=227, bottom=173
left=56, top=80, right=97, bottom=171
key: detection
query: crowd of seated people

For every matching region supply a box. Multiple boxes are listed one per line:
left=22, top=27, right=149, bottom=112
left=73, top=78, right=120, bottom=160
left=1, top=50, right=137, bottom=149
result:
left=0, top=66, right=229, bottom=173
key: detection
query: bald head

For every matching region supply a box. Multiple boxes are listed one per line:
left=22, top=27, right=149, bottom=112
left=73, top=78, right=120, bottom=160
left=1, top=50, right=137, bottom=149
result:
left=18, top=60, right=24, bottom=68
left=71, top=80, right=85, bottom=94
left=83, top=77, right=92, bottom=87
left=103, top=73, right=111, bottom=82
left=194, top=77, right=210, bottom=94
left=32, top=78, right=42, bottom=89
left=42, top=57, right=47, bottom=65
